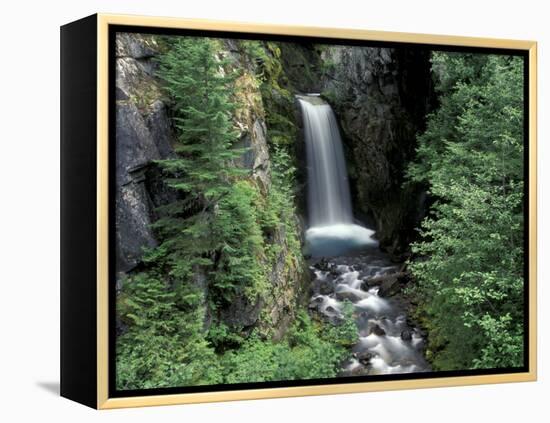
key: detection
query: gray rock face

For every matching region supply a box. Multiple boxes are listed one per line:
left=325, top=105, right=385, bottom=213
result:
left=218, top=295, right=264, bottom=329
left=234, top=117, right=270, bottom=191
left=322, top=47, right=434, bottom=259
left=115, top=33, right=157, bottom=59
left=230, top=66, right=271, bottom=193
left=115, top=34, right=176, bottom=273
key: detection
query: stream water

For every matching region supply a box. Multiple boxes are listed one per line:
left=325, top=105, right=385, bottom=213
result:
left=298, top=95, right=429, bottom=376
left=308, top=251, right=430, bottom=376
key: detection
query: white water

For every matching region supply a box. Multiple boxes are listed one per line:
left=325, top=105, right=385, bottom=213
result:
left=309, top=254, right=430, bottom=377
left=300, top=98, right=352, bottom=226
left=305, top=224, right=378, bottom=257
left=298, top=96, right=377, bottom=257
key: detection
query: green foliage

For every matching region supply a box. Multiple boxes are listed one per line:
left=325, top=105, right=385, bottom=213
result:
left=220, top=311, right=354, bottom=383
left=152, top=36, right=270, bottom=303
left=241, top=41, right=298, bottom=147
left=117, top=275, right=352, bottom=388
left=259, top=148, right=302, bottom=264
left=206, top=322, right=245, bottom=352
left=406, top=53, right=525, bottom=370
left=325, top=300, right=358, bottom=349
left=116, top=273, right=221, bottom=389
left=209, top=180, right=268, bottom=303
left=155, top=36, right=245, bottom=201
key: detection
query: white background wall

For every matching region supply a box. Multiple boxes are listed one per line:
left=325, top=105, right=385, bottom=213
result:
left=1, top=0, right=546, bottom=421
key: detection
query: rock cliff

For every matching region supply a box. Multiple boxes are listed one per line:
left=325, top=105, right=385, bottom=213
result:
left=322, top=46, right=434, bottom=258
left=115, top=33, right=175, bottom=275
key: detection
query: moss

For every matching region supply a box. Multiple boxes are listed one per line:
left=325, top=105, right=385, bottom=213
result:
left=233, top=72, right=266, bottom=125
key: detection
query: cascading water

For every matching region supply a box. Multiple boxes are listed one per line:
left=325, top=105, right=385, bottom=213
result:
left=299, top=95, right=429, bottom=376
left=298, top=95, right=378, bottom=257
left=308, top=254, right=430, bottom=376
left=300, top=97, right=353, bottom=225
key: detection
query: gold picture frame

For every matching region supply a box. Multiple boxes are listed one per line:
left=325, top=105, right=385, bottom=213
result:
left=61, top=13, right=537, bottom=409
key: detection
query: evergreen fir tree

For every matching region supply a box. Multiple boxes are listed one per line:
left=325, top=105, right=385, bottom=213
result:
left=152, top=37, right=252, bottom=289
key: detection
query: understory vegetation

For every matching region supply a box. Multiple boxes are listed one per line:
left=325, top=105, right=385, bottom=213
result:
left=406, top=53, right=525, bottom=370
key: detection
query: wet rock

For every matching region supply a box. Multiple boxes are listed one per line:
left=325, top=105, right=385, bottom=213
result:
left=325, top=305, right=338, bottom=314
left=362, top=271, right=408, bottom=292
left=315, top=258, right=331, bottom=271
left=318, top=308, right=344, bottom=325
left=401, top=330, right=413, bottom=342
left=370, top=324, right=386, bottom=336
left=377, top=276, right=402, bottom=297
left=340, top=363, right=368, bottom=377
left=350, top=264, right=363, bottom=272
left=353, top=350, right=374, bottom=365
left=329, top=266, right=340, bottom=277
left=361, top=277, right=380, bottom=290
left=335, top=288, right=364, bottom=302
left=317, top=279, right=334, bottom=295
left=356, top=311, right=370, bottom=324
left=308, top=296, right=325, bottom=310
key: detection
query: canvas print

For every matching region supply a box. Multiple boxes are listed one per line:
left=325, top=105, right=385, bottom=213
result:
left=113, top=30, right=526, bottom=392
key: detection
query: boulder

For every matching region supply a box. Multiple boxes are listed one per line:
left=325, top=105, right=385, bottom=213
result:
left=335, top=288, right=364, bottom=302
left=329, top=266, right=340, bottom=278
left=325, top=305, right=339, bottom=314
left=378, top=276, right=402, bottom=297
left=317, top=279, right=334, bottom=295
left=361, top=277, right=379, bottom=290
left=354, top=350, right=374, bottom=365
left=361, top=271, right=408, bottom=292
left=315, top=257, right=331, bottom=271
left=340, top=363, right=368, bottom=377
left=401, top=330, right=413, bottom=342
left=370, top=324, right=386, bottom=336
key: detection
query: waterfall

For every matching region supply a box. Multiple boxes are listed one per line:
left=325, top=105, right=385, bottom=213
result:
left=299, top=98, right=353, bottom=226
left=298, top=95, right=378, bottom=257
